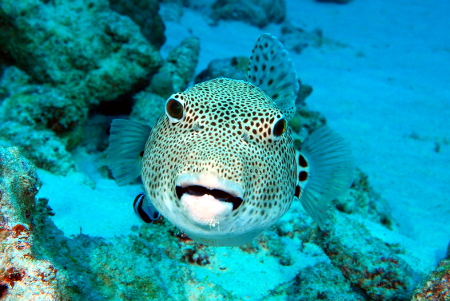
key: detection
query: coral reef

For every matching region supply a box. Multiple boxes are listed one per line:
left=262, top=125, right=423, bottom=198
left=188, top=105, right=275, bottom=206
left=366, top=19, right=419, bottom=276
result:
left=130, top=92, right=166, bottom=126
left=194, top=56, right=249, bottom=83
left=0, top=147, right=69, bottom=300
left=0, top=67, right=84, bottom=174
left=0, top=122, right=77, bottom=175
left=267, top=262, right=366, bottom=300
left=129, top=37, right=201, bottom=127
left=0, top=0, right=162, bottom=105
left=337, top=168, right=396, bottom=229
left=279, top=22, right=347, bottom=54
left=0, top=147, right=428, bottom=300
left=109, top=0, right=166, bottom=49
left=0, top=0, right=162, bottom=174
left=412, top=258, right=450, bottom=301
left=0, top=69, right=86, bottom=137
left=314, top=214, right=416, bottom=300
left=210, top=0, right=286, bottom=28
left=280, top=23, right=325, bottom=54
left=156, top=37, right=201, bottom=95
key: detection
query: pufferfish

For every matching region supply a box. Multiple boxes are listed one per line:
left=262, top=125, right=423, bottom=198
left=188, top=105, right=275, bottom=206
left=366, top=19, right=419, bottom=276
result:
left=107, top=33, right=354, bottom=247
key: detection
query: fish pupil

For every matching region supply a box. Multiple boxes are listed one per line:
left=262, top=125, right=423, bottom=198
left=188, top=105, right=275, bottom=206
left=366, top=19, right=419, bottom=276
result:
left=273, top=118, right=286, bottom=137
left=167, top=98, right=184, bottom=119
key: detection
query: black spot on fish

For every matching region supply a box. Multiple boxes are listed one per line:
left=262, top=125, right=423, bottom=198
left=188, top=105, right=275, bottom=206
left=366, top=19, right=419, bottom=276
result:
left=294, top=185, right=301, bottom=198
left=299, top=154, right=308, bottom=167
left=299, top=171, right=308, bottom=182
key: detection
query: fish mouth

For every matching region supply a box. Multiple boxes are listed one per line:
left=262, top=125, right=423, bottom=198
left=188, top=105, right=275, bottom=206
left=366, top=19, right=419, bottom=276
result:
left=175, top=173, right=244, bottom=211
left=176, top=185, right=243, bottom=210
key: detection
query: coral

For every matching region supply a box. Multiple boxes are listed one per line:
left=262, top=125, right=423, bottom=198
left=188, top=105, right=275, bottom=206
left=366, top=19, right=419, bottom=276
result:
left=128, top=38, right=202, bottom=127
left=194, top=56, right=249, bottom=84
left=109, top=0, right=166, bottom=49
left=133, top=37, right=200, bottom=125
left=314, top=214, right=416, bottom=300
left=336, top=168, right=396, bottom=229
left=210, top=0, right=286, bottom=28
left=0, top=0, right=162, bottom=105
left=0, top=67, right=82, bottom=175
left=412, top=258, right=450, bottom=301
left=149, top=72, right=175, bottom=99
left=268, top=262, right=365, bottom=300
left=279, top=22, right=347, bottom=54
left=288, top=83, right=322, bottom=135
left=0, top=122, right=76, bottom=175
left=130, top=91, right=166, bottom=126
left=0, top=67, right=87, bottom=139
left=0, top=0, right=164, bottom=175
left=280, top=23, right=325, bottom=54
left=156, top=37, right=201, bottom=95
left=0, top=147, right=434, bottom=300
left=0, top=147, right=69, bottom=300
left=159, top=1, right=185, bottom=23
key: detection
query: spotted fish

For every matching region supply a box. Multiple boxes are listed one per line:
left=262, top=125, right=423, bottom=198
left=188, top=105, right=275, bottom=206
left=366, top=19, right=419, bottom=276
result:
left=107, top=33, right=354, bottom=246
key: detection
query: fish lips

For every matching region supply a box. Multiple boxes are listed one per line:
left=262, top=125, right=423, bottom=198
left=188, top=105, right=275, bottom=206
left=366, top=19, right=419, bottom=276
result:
left=175, top=173, right=244, bottom=211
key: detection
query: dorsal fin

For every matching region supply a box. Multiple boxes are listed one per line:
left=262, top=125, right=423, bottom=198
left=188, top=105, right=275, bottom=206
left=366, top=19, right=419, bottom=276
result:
left=247, top=33, right=299, bottom=118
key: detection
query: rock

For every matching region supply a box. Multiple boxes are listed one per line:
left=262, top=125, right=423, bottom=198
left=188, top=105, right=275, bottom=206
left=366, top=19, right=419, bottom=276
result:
left=280, top=23, right=325, bottom=54
left=0, top=67, right=84, bottom=175
left=194, top=56, right=249, bottom=84
left=270, top=262, right=365, bottom=300
left=0, top=122, right=77, bottom=175
left=109, top=0, right=166, bottom=49
left=412, top=258, right=450, bottom=301
left=335, top=168, right=396, bottom=230
left=0, top=147, right=70, bottom=300
left=0, top=0, right=162, bottom=105
left=159, top=2, right=185, bottom=23
left=314, top=214, right=416, bottom=300
left=0, top=67, right=87, bottom=137
left=130, top=91, right=166, bottom=126
left=149, top=72, right=175, bottom=100
left=210, top=0, right=286, bottom=28
left=155, top=37, right=200, bottom=95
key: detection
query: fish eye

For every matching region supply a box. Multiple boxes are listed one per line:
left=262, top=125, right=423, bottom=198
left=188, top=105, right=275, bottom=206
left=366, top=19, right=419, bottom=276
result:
left=165, top=97, right=185, bottom=123
left=272, top=117, right=286, bottom=137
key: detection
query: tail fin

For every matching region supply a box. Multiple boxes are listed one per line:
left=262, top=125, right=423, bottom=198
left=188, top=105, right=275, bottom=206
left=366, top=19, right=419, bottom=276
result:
left=296, top=126, right=354, bottom=229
